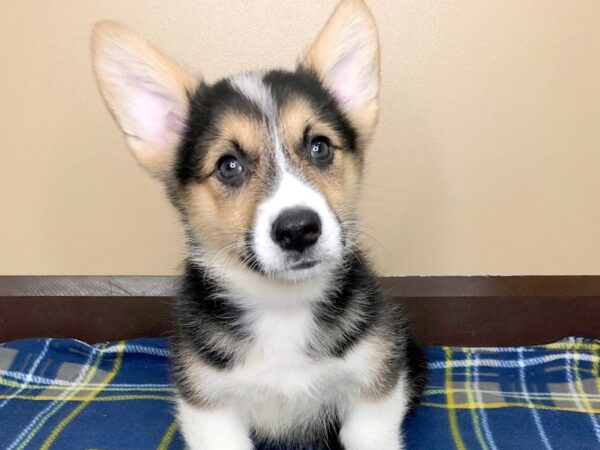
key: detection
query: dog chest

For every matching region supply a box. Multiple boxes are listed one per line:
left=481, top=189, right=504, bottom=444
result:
left=202, top=305, right=352, bottom=400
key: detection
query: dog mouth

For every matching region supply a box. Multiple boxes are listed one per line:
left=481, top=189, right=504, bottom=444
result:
left=288, top=259, right=320, bottom=270
left=241, top=241, right=321, bottom=276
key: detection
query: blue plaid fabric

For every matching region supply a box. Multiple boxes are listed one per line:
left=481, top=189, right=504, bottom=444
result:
left=0, top=337, right=599, bottom=449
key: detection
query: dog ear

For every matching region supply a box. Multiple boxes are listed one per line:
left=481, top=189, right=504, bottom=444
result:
left=91, top=21, right=196, bottom=180
left=302, top=0, right=380, bottom=138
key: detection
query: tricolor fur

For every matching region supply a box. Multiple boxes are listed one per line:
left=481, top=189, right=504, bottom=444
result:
left=91, top=1, right=426, bottom=448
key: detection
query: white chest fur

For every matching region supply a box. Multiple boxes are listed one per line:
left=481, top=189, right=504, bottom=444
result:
left=242, top=305, right=318, bottom=394
left=192, top=302, right=375, bottom=435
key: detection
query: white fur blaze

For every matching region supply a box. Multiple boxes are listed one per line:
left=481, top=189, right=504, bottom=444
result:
left=252, top=172, right=343, bottom=281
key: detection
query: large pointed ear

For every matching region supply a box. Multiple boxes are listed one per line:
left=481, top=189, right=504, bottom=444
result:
left=91, top=21, right=196, bottom=180
left=302, top=0, right=380, bottom=138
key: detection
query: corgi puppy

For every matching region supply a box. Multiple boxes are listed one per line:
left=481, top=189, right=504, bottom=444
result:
left=91, top=0, right=426, bottom=448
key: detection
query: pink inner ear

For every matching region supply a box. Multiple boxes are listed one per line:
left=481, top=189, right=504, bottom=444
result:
left=166, top=111, right=185, bottom=134
left=126, top=77, right=182, bottom=147
left=326, top=52, right=372, bottom=112
left=328, top=54, right=356, bottom=105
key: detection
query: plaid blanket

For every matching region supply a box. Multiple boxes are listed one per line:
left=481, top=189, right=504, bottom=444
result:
left=0, top=337, right=598, bottom=450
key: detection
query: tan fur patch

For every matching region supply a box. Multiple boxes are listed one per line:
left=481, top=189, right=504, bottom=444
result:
left=183, top=112, right=273, bottom=259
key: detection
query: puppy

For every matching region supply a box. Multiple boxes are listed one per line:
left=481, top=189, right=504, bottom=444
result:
left=91, top=0, right=426, bottom=448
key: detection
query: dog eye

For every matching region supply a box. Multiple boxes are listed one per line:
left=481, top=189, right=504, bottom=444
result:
left=308, top=136, right=333, bottom=167
left=217, top=155, right=245, bottom=186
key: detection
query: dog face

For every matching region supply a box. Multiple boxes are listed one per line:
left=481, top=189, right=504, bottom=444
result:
left=92, top=0, right=379, bottom=282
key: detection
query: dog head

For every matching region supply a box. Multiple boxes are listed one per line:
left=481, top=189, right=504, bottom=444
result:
left=92, top=0, right=379, bottom=283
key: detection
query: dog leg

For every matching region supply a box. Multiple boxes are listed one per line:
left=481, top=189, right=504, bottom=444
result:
left=339, top=377, right=411, bottom=450
left=177, top=399, right=253, bottom=450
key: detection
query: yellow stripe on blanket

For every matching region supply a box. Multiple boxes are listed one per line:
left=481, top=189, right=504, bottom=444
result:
left=39, top=341, right=126, bottom=450
left=444, top=347, right=467, bottom=450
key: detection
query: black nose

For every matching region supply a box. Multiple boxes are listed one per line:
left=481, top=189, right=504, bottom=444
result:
left=271, top=208, right=322, bottom=253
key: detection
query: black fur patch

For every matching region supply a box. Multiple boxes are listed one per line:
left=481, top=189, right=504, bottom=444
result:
left=263, top=68, right=358, bottom=152
left=176, top=80, right=263, bottom=185
left=311, top=252, right=381, bottom=358
left=404, top=330, right=428, bottom=408
left=174, top=261, right=248, bottom=369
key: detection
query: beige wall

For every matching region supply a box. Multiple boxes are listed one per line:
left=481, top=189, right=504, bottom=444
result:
left=1, top=1, right=599, bottom=276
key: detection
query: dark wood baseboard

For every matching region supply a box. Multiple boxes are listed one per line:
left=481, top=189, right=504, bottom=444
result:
left=1, top=276, right=599, bottom=346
